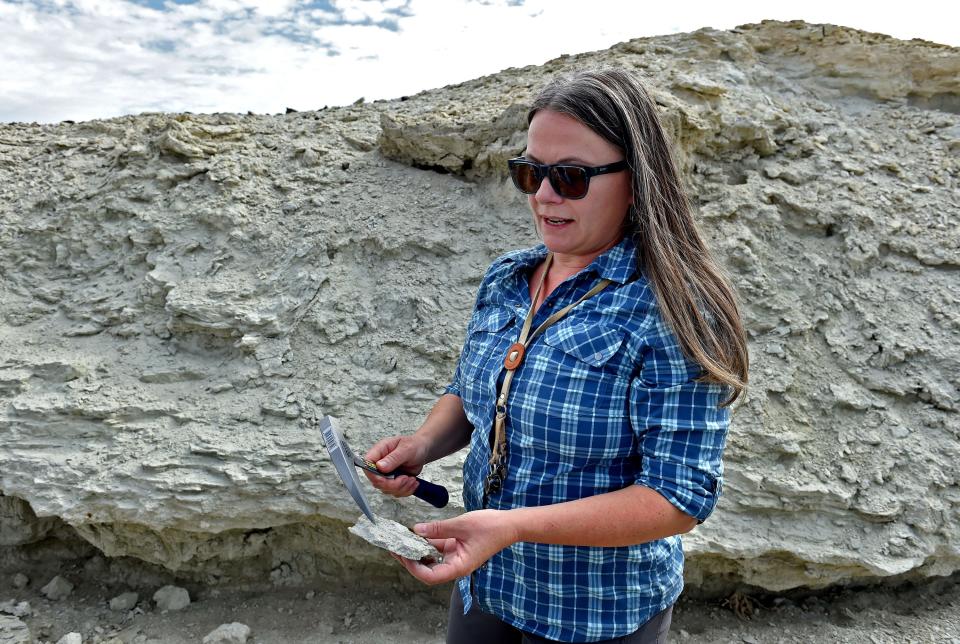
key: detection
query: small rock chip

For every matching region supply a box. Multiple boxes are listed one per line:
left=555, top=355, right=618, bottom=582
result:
left=152, top=585, right=190, bottom=611
left=348, top=514, right=442, bottom=562
left=56, top=633, right=82, bottom=644
left=109, top=592, right=139, bottom=611
left=0, top=614, right=32, bottom=644
left=304, top=590, right=315, bottom=600
left=201, top=622, right=251, bottom=644
left=11, top=574, right=28, bottom=589
left=40, top=576, right=74, bottom=601
left=0, top=600, right=31, bottom=617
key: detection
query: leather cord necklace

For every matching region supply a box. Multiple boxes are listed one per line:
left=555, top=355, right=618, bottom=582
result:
left=484, top=252, right=612, bottom=500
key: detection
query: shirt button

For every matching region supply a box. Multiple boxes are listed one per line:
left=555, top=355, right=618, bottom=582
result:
left=593, top=352, right=603, bottom=361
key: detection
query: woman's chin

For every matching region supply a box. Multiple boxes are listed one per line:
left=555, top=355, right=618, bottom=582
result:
left=541, top=232, right=625, bottom=261
left=540, top=228, right=576, bottom=252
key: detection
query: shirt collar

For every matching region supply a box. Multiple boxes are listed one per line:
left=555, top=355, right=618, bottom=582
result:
left=505, top=235, right=639, bottom=285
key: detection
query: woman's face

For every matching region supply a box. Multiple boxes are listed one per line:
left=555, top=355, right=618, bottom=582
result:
left=524, top=109, right=633, bottom=261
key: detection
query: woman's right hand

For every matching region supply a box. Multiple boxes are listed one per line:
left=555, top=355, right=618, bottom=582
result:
left=363, top=434, right=429, bottom=498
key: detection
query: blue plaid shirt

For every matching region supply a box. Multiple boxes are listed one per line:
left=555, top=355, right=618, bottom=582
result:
left=444, top=235, right=730, bottom=642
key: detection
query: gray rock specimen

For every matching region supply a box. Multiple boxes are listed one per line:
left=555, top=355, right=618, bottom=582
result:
left=152, top=585, right=190, bottom=611
left=9, top=575, right=27, bottom=590
left=55, top=634, right=82, bottom=644
left=202, top=622, right=251, bottom=644
left=0, top=20, right=957, bottom=593
left=108, top=592, right=138, bottom=611
left=40, top=576, right=73, bottom=601
left=0, top=614, right=31, bottom=644
left=349, top=514, right=442, bottom=562
left=0, top=601, right=30, bottom=618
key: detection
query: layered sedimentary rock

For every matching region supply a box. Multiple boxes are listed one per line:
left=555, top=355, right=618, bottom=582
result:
left=1, top=20, right=958, bottom=591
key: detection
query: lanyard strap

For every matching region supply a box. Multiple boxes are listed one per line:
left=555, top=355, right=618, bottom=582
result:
left=484, top=252, right=612, bottom=499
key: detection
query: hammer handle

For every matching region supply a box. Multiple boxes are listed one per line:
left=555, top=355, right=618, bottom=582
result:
left=409, top=476, right=449, bottom=508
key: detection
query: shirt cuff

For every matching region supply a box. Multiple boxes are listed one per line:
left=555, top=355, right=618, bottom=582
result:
left=635, top=460, right=723, bottom=524
left=443, top=382, right=461, bottom=397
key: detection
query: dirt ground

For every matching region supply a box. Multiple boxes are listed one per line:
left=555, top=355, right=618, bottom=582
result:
left=3, top=555, right=960, bottom=644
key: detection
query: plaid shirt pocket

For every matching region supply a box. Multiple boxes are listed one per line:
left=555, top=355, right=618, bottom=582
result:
left=542, top=322, right=626, bottom=369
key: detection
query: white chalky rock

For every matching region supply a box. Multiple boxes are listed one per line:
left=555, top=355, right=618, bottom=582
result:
left=40, top=575, right=73, bottom=601
left=202, top=622, right=251, bottom=644
left=56, top=633, right=82, bottom=644
left=0, top=600, right=31, bottom=618
left=109, top=592, right=138, bottom=611
left=0, top=614, right=31, bottom=644
left=152, top=585, right=190, bottom=611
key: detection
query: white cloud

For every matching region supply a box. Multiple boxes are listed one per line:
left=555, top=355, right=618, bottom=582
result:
left=0, top=0, right=957, bottom=123
left=242, top=0, right=298, bottom=18
left=333, top=0, right=403, bottom=24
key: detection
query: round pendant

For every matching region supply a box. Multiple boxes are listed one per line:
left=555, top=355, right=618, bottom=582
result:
left=503, top=342, right=525, bottom=370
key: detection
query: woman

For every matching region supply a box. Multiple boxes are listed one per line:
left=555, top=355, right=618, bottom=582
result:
left=364, top=68, right=748, bottom=644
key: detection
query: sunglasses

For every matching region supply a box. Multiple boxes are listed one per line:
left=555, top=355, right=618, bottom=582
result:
left=507, top=157, right=628, bottom=200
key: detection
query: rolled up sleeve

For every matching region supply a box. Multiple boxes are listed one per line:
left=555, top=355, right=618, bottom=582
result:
left=629, top=319, right=731, bottom=524
left=443, top=352, right=465, bottom=397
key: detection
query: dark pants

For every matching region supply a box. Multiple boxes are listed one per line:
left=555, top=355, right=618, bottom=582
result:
left=446, top=587, right=673, bottom=644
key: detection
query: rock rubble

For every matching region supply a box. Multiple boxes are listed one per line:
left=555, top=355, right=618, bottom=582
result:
left=202, top=622, right=251, bottom=644
left=151, top=586, right=189, bottom=612
left=40, top=577, right=72, bottom=601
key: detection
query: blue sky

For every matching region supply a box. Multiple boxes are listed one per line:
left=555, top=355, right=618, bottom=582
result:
left=1, top=0, right=957, bottom=124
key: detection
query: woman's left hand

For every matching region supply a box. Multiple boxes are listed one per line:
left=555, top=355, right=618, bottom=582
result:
left=391, top=509, right=519, bottom=585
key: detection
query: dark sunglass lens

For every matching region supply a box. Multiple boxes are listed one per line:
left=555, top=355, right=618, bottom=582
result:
left=511, top=162, right=541, bottom=194
left=551, top=166, right=589, bottom=199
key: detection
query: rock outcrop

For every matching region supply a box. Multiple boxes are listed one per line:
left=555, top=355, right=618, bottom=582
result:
left=1, top=20, right=958, bottom=592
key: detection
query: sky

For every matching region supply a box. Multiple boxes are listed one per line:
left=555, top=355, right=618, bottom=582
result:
left=1, top=0, right=958, bottom=124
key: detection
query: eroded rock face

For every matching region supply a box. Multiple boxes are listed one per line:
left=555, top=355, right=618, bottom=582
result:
left=0, top=495, right=58, bottom=547
left=0, top=20, right=958, bottom=592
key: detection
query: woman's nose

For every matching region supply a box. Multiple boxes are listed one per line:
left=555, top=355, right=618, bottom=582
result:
left=534, top=174, right=563, bottom=203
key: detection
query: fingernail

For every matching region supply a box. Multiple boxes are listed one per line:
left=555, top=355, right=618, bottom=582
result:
left=414, top=523, right=426, bottom=535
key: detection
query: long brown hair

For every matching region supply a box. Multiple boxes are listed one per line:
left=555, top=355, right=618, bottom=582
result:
left=529, top=68, right=748, bottom=406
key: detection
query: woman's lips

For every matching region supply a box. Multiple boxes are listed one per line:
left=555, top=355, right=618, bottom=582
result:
left=541, top=215, right=573, bottom=227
